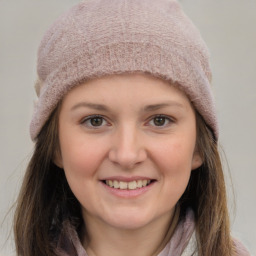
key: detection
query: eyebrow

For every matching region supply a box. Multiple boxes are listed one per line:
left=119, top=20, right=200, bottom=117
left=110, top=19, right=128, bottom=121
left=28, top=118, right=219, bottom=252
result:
left=143, top=101, right=185, bottom=112
left=70, top=101, right=185, bottom=112
left=71, top=102, right=109, bottom=111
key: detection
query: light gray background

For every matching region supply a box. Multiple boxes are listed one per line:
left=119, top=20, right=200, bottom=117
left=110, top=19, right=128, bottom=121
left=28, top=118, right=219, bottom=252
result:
left=0, top=0, right=255, bottom=255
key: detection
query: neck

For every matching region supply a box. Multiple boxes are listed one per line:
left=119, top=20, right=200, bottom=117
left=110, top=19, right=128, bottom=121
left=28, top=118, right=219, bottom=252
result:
left=82, top=207, right=180, bottom=256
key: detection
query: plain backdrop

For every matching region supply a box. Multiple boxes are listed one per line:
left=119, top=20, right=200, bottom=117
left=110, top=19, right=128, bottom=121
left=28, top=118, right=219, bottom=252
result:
left=0, top=0, right=255, bottom=255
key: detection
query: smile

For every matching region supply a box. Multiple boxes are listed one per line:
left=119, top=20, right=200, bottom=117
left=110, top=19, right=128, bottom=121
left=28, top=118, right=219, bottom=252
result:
left=104, top=180, right=154, bottom=190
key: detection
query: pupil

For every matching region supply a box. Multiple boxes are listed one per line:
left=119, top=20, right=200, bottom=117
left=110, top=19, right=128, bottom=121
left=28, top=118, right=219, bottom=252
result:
left=154, top=117, right=165, bottom=126
left=91, top=117, right=103, bottom=126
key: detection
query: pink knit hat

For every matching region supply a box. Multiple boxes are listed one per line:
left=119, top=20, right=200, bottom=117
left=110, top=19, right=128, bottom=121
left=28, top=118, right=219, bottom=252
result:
left=30, top=0, right=218, bottom=140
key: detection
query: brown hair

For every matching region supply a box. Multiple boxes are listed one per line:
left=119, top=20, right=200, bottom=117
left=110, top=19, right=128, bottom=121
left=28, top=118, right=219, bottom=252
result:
left=14, top=107, right=236, bottom=256
left=14, top=106, right=83, bottom=256
left=179, top=113, right=236, bottom=255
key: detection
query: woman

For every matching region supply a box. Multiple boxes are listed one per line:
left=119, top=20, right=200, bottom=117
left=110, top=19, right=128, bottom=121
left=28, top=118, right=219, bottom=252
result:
left=14, top=0, right=250, bottom=255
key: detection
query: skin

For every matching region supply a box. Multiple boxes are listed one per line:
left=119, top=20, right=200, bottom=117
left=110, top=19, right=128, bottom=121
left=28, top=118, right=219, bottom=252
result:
left=56, top=73, right=202, bottom=256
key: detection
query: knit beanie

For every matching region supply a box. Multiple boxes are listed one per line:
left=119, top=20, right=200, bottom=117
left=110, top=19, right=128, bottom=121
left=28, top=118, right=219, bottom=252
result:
left=30, top=0, right=218, bottom=141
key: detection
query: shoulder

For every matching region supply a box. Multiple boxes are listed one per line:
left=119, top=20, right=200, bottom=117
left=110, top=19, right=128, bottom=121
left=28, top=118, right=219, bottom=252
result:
left=233, top=238, right=251, bottom=256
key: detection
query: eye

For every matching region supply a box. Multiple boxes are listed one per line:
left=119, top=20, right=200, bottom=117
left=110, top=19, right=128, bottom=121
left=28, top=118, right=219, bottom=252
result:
left=148, top=115, right=173, bottom=127
left=81, top=115, right=108, bottom=128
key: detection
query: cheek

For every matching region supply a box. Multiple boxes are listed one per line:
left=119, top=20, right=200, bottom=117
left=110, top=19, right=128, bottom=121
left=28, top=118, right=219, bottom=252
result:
left=155, top=138, right=195, bottom=171
left=60, top=139, right=103, bottom=208
left=60, top=136, right=105, bottom=181
left=152, top=138, right=195, bottom=192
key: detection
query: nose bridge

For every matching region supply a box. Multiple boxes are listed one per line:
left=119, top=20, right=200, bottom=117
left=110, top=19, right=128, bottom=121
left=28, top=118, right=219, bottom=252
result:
left=108, top=122, right=146, bottom=168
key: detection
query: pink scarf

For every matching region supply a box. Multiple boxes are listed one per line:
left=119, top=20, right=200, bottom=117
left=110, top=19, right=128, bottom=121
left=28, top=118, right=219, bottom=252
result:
left=55, top=210, right=196, bottom=256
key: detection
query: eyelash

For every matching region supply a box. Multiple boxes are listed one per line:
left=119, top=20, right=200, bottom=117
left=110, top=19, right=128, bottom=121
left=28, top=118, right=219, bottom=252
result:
left=80, top=114, right=174, bottom=129
left=81, top=115, right=109, bottom=128
left=147, top=114, right=174, bottom=128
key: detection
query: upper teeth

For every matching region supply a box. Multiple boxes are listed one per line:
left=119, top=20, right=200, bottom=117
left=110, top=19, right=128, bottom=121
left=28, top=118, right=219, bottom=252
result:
left=105, top=180, right=151, bottom=190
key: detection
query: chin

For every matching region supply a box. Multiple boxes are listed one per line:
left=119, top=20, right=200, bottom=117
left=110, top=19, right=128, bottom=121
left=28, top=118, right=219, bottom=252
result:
left=101, top=210, right=163, bottom=230
left=107, top=217, right=151, bottom=230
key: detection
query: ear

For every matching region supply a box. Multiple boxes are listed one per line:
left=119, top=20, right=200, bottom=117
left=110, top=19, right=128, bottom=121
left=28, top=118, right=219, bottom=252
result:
left=53, top=149, right=63, bottom=169
left=191, top=151, right=203, bottom=170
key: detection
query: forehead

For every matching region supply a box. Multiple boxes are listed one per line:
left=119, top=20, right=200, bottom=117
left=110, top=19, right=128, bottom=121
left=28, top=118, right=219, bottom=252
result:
left=61, top=73, right=191, bottom=110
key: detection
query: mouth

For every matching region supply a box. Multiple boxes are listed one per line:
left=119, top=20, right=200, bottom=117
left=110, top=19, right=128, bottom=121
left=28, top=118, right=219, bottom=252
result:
left=102, top=179, right=156, bottom=190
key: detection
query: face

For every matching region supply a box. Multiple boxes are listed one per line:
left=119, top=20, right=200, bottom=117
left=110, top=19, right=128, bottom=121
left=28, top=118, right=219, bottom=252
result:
left=56, top=73, right=202, bottom=232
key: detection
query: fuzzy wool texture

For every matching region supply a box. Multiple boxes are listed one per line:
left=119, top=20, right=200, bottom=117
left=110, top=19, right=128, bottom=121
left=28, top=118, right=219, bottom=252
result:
left=30, top=0, right=218, bottom=140
left=55, top=209, right=196, bottom=256
left=55, top=209, right=251, bottom=256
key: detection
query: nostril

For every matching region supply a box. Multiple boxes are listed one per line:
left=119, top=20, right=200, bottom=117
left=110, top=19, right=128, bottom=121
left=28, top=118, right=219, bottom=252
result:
left=108, top=143, right=147, bottom=169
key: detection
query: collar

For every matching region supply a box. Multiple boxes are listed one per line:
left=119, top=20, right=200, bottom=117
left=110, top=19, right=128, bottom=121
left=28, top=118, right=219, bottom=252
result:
left=55, top=209, right=196, bottom=256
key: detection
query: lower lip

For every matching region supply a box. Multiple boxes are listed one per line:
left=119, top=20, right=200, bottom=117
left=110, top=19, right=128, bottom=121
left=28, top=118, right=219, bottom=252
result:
left=101, top=181, right=155, bottom=198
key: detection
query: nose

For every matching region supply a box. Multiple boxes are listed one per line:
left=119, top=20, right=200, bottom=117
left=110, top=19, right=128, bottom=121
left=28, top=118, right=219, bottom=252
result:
left=108, top=124, right=147, bottom=169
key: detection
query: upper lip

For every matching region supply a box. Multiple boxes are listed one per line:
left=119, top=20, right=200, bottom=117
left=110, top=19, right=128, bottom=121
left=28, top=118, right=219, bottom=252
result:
left=100, top=176, right=155, bottom=182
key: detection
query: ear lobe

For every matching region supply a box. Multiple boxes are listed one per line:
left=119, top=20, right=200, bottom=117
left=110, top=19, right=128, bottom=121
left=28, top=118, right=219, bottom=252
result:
left=191, top=152, right=203, bottom=170
left=53, top=150, right=63, bottom=168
